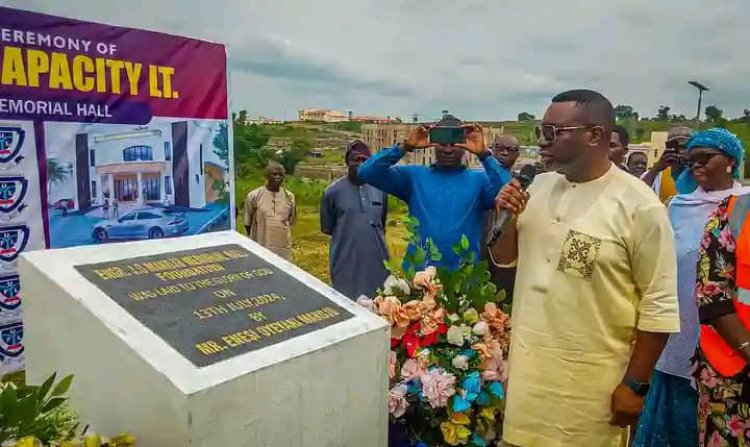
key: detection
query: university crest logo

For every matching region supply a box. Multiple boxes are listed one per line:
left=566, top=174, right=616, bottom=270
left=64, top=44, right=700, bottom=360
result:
left=0, top=176, right=28, bottom=217
left=0, top=224, right=29, bottom=264
left=0, top=127, right=26, bottom=168
left=0, top=321, right=23, bottom=360
left=0, top=274, right=21, bottom=312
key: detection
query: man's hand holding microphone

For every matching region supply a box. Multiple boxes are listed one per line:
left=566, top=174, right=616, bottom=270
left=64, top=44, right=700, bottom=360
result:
left=495, top=178, right=530, bottom=216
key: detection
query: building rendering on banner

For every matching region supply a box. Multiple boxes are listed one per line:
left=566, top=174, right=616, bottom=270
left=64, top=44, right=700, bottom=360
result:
left=69, top=121, right=226, bottom=213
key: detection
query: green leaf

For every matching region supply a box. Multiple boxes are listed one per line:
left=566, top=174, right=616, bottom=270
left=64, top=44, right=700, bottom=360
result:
left=38, top=373, right=56, bottom=401
left=413, top=249, right=427, bottom=267
left=42, top=396, right=67, bottom=413
left=460, top=234, right=470, bottom=251
left=51, top=375, right=74, bottom=397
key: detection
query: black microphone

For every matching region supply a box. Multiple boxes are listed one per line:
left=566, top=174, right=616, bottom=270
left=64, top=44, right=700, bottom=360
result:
left=486, top=164, right=537, bottom=246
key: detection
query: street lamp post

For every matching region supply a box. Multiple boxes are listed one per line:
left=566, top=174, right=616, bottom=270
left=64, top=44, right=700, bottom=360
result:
left=689, top=81, right=709, bottom=123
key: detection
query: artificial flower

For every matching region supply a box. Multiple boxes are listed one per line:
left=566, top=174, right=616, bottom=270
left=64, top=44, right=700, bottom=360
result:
left=413, top=266, right=438, bottom=293
left=472, top=343, right=492, bottom=360
left=448, top=313, right=460, bottom=324
left=449, top=409, right=471, bottom=425
left=356, top=295, right=375, bottom=312
left=402, top=300, right=424, bottom=321
left=461, top=348, right=476, bottom=359
left=383, top=275, right=410, bottom=295
left=421, top=316, right=440, bottom=335
left=388, top=384, right=408, bottom=418
left=475, top=418, right=496, bottom=442
left=476, top=391, right=490, bottom=406
left=440, top=421, right=471, bottom=446
left=420, top=368, right=456, bottom=408
left=480, top=358, right=508, bottom=382
left=462, top=372, right=482, bottom=396
left=481, top=302, right=510, bottom=335
left=488, top=381, right=505, bottom=398
left=463, top=308, right=480, bottom=325
left=471, top=433, right=488, bottom=447
left=451, top=394, right=471, bottom=413
left=422, top=322, right=447, bottom=347
left=432, top=308, right=446, bottom=321
left=479, top=407, right=496, bottom=423
left=401, top=358, right=427, bottom=380
left=472, top=321, right=489, bottom=336
left=446, top=325, right=466, bottom=346
left=401, top=323, right=423, bottom=357
left=451, top=354, right=470, bottom=370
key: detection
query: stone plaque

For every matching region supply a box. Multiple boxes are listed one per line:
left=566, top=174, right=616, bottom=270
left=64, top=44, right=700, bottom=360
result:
left=74, top=244, right=353, bottom=367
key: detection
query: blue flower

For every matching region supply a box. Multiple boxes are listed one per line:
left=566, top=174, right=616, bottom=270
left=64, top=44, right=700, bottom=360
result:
left=460, top=348, right=476, bottom=359
left=462, top=372, right=481, bottom=395
left=471, top=433, right=487, bottom=446
left=406, top=379, right=421, bottom=395
left=488, top=381, right=504, bottom=398
left=451, top=395, right=471, bottom=413
left=476, top=391, right=490, bottom=406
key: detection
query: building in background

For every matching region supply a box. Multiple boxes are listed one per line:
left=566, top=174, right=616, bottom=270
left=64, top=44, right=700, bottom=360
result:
left=298, top=109, right=348, bottom=123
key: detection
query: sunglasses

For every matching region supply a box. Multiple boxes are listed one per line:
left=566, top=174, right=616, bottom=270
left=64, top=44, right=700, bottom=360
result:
left=686, top=152, right=723, bottom=169
left=535, top=124, right=603, bottom=143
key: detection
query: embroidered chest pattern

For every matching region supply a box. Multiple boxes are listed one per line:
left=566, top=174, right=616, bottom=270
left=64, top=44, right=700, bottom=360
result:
left=557, top=229, right=602, bottom=280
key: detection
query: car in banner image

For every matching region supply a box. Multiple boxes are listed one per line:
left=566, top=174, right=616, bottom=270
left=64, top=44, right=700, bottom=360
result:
left=91, top=207, right=189, bottom=243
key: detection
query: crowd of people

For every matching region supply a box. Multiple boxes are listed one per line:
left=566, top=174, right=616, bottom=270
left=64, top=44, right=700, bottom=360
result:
left=242, top=89, right=750, bottom=447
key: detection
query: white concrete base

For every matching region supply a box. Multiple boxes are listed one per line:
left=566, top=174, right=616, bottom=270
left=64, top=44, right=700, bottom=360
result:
left=20, top=231, right=389, bottom=447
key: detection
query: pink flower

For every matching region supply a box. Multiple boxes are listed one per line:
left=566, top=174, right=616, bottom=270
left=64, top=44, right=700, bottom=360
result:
left=480, top=358, right=508, bottom=383
left=718, top=228, right=736, bottom=252
left=401, top=358, right=427, bottom=380
left=389, top=351, right=398, bottom=380
left=388, top=384, right=408, bottom=418
left=709, top=430, right=724, bottom=447
left=700, top=367, right=721, bottom=389
left=727, top=415, right=748, bottom=437
left=420, top=368, right=456, bottom=408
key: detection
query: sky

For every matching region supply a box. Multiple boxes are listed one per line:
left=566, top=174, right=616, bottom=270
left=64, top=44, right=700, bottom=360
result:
left=5, top=0, right=750, bottom=122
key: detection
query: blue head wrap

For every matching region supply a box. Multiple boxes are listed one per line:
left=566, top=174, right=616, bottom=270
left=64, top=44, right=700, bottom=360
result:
left=686, top=128, right=745, bottom=178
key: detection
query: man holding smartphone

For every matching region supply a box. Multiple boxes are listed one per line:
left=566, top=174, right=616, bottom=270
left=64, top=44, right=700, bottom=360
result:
left=640, top=126, right=694, bottom=202
left=357, top=114, right=511, bottom=270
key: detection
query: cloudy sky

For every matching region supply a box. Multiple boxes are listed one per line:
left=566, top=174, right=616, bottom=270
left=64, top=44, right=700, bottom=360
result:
left=6, top=0, right=750, bottom=121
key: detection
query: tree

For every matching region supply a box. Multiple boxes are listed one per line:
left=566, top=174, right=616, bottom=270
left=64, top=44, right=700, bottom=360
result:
left=236, top=110, right=248, bottom=124
left=705, top=105, right=724, bottom=123
left=47, top=157, right=72, bottom=195
left=635, top=128, right=646, bottom=141
left=614, top=104, right=638, bottom=121
left=278, top=138, right=312, bottom=175
left=517, top=112, right=536, bottom=121
left=233, top=123, right=272, bottom=177
left=656, top=106, right=671, bottom=121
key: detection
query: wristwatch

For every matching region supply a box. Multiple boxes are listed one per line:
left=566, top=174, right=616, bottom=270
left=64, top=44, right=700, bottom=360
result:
left=622, top=377, right=650, bottom=396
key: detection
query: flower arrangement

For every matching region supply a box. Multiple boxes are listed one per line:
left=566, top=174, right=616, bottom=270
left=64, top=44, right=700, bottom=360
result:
left=358, top=219, right=512, bottom=447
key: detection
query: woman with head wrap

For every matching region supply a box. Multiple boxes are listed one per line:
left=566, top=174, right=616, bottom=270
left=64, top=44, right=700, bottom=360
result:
left=634, top=128, right=750, bottom=447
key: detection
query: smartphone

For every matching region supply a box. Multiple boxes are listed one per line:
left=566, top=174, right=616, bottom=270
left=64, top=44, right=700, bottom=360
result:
left=429, top=126, right=466, bottom=145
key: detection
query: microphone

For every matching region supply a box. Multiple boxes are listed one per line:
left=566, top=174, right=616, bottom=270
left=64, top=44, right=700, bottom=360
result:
left=486, top=164, right=537, bottom=246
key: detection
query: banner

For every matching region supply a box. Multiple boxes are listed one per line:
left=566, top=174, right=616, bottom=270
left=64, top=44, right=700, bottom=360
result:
left=0, top=7, right=233, bottom=375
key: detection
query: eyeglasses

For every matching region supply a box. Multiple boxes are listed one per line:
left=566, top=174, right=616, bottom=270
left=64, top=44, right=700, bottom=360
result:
left=686, top=152, right=722, bottom=169
left=535, top=124, right=603, bottom=143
